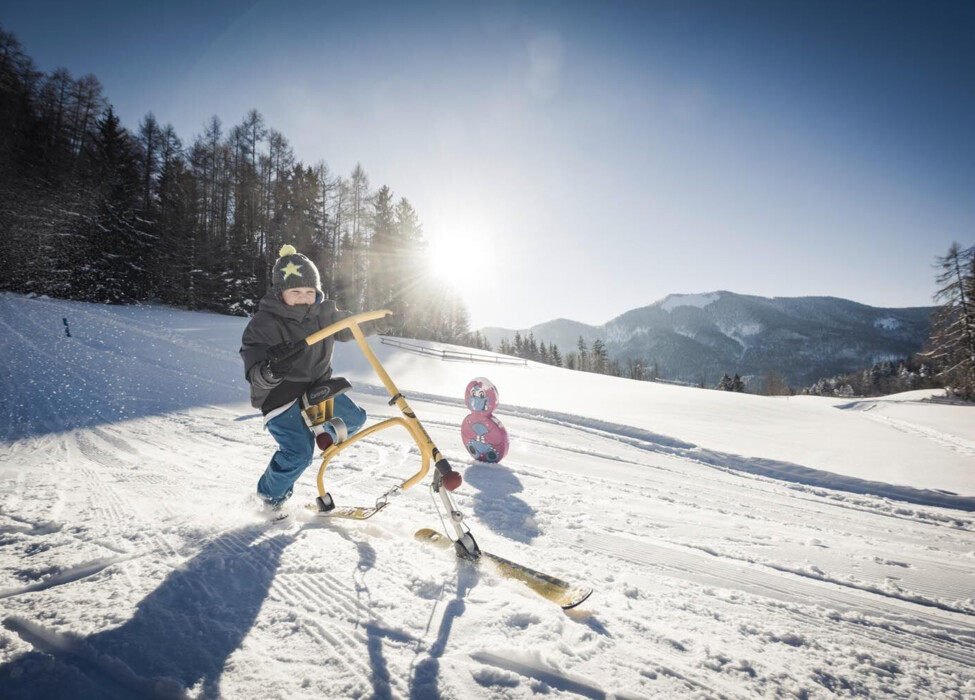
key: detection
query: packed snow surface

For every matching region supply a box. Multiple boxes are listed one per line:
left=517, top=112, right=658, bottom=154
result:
left=2, top=293, right=975, bottom=699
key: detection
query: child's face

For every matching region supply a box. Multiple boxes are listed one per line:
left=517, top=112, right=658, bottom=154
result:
left=281, top=287, right=316, bottom=306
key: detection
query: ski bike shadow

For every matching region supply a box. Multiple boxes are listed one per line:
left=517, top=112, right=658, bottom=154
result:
left=303, top=518, right=483, bottom=700
left=409, top=560, right=479, bottom=700
left=463, top=462, right=540, bottom=544
left=0, top=525, right=294, bottom=699
left=300, top=517, right=422, bottom=700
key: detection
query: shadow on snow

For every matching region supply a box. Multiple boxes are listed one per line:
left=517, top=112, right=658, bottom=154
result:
left=1, top=526, right=292, bottom=699
left=464, top=462, right=540, bottom=544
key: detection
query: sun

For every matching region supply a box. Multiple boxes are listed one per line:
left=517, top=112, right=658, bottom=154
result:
left=428, top=232, right=492, bottom=296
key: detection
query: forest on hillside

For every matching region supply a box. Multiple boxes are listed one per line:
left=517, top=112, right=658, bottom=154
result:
left=0, top=27, right=477, bottom=345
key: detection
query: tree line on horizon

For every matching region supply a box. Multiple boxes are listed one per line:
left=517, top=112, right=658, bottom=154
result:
left=0, top=27, right=475, bottom=344
left=495, top=331, right=661, bottom=382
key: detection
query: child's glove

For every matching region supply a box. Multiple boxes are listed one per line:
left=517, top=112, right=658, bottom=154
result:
left=261, top=341, right=305, bottom=381
left=375, top=301, right=407, bottom=335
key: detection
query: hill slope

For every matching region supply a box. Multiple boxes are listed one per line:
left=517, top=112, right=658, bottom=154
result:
left=1, top=293, right=974, bottom=699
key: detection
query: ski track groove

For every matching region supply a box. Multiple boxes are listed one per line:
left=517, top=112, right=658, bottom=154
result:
left=853, top=406, right=975, bottom=459
left=519, top=427, right=975, bottom=532
left=289, top=574, right=382, bottom=637
left=579, top=531, right=975, bottom=669
left=496, top=409, right=975, bottom=533
left=490, top=419, right=975, bottom=599
left=75, top=451, right=181, bottom=562
left=267, top=576, right=378, bottom=683
left=511, top=420, right=975, bottom=605
left=294, top=573, right=363, bottom=619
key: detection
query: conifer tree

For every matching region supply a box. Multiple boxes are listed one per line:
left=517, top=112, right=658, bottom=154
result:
left=577, top=336, right=589, bottom=372
left=367, top=185, right=397, bottom=309
left=551, top=344, right=563, bottom=367
left=137, top=112, right=161, bottom=213
left=81, top=105, right=150, bottom=303
left=591, top=338, right=608, bottom=374
left=731, top=374, right=746, bottom=392
left=925, top=243, right=975, bottom=399
left=390, top=197, right=425, bottom=331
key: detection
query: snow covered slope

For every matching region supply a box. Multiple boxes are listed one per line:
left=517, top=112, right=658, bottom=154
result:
left=1, top=293, right=974, bottom=698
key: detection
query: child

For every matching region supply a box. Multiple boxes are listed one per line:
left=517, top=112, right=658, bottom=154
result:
left=240, top=244, right=387, bottom=510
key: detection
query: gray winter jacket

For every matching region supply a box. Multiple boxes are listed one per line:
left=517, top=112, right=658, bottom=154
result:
left=240, top=291, right=358, bottom=414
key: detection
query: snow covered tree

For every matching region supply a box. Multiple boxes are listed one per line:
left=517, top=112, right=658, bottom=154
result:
left=79, top=105, right=153, bottom=303
left=925, top=243, right=975, bottom=400
left=730, top=374, right=746, bottom=392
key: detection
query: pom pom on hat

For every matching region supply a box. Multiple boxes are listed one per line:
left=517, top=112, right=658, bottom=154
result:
left=278, top=244, right=297, bottom=257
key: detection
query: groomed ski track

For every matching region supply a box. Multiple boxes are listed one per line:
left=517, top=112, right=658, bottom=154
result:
left=1, top=294, right=974, bottom=699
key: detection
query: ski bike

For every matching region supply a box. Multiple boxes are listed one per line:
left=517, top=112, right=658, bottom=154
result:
left=291, top=309, right=591, bottom=609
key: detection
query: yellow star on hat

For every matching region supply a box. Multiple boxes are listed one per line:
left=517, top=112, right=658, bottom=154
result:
left=281, top=261, right=303, bottom=280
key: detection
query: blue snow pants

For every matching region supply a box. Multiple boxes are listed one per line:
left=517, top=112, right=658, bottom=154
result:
left=257, top=393, right=367, bottom=505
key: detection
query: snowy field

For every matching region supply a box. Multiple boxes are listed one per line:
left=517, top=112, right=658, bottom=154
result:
left=1, top=292, right=974, bottom=699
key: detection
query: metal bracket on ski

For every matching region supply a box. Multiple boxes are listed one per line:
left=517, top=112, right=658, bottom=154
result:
left=307, top=489, right=395, bottom=520
left=428, top=471, right=481, bottom=559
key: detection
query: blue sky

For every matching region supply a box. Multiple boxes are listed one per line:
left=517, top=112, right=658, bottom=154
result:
left=3, top=1, right=974, bottom=328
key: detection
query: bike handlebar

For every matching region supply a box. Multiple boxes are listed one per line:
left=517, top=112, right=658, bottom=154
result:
left=302, top=309, right=391, bottom=348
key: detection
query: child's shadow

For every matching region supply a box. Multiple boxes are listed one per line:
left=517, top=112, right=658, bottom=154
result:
left=1, top=525, right=293, bottom=699
left=464, top=463, right=539, bottom=544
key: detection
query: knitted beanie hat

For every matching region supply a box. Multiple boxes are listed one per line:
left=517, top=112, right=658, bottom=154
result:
left=272, top=244, right=322, bottom=296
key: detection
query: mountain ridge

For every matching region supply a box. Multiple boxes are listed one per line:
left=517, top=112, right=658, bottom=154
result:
left=481, top=291, right=935, bottom=386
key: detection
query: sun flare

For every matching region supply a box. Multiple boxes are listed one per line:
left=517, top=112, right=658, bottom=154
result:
left=428, top=232, right=493, bottom=297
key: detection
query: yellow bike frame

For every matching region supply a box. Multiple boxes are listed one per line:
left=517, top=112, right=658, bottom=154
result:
left=302, top=310, right=453, bottom=505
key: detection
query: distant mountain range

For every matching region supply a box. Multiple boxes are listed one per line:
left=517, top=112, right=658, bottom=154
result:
left=481, top=292, right=935, bottom=387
